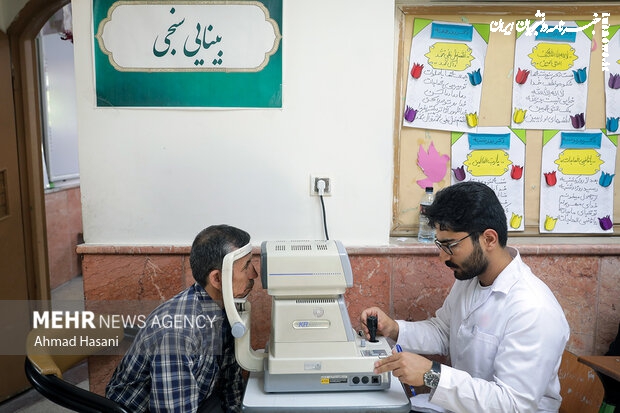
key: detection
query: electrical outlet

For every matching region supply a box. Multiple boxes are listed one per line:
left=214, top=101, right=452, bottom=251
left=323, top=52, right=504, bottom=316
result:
left=310, top=175, right=331, bottom=196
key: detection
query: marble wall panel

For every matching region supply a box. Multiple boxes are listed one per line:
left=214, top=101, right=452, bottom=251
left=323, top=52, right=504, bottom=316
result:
left=392, top=254, right=453, bottom=322
left=523, top=255, right=599, bottom=354
left=80, top=246, right=619, bottom=396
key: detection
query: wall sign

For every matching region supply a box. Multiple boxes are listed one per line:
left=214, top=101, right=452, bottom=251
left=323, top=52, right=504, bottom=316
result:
left=93, top=0, right=282, bottom=107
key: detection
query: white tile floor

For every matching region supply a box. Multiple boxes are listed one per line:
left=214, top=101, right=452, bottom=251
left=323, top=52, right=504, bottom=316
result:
left=0, top=276, right=89, bottom=413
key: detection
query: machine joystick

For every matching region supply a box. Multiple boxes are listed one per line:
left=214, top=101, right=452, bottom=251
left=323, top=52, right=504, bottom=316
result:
left=367, top=315, right=378, bottom=343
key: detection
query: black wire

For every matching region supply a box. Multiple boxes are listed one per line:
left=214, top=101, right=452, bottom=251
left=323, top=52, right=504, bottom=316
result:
left=319, top=194, right=329, bottom=240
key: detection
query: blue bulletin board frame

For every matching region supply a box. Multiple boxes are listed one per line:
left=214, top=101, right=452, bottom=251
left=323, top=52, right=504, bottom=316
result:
left=93, top=0, right=282, bottom=108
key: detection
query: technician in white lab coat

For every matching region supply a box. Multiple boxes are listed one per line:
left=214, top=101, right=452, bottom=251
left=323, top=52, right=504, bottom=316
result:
left=361, top=181, right=569, bottom=413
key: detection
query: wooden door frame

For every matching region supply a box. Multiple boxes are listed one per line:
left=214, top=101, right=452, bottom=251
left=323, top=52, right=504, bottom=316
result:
left=7, top=0, right=69, bottom=301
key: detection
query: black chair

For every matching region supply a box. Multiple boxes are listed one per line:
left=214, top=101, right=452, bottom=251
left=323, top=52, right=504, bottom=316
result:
left=24, top=324, right=130, bottom=413
left=24, top=357, right=129, bottom=413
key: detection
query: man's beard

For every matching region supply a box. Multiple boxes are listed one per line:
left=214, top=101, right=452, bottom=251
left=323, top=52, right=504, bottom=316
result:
left=445, top=243, right=488, bottom=281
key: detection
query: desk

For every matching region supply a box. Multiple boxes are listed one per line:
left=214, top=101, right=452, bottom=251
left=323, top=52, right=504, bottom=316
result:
left=578, top=355, right=620, bottom=382
left=242, top=372, right=411, bottom=412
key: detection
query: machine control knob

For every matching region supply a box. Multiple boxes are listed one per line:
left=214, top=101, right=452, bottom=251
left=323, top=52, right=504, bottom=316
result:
left=231, top=322, right=246, bottom=338
left=367, top=315, right=378, bottom=343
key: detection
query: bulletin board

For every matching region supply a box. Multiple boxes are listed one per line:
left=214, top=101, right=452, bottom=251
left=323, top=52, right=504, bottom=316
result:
left=391, top=3, right=620, bottom=237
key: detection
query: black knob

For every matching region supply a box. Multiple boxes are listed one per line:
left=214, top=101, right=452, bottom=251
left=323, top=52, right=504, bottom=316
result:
left=367, top=315, right=378, bottom=343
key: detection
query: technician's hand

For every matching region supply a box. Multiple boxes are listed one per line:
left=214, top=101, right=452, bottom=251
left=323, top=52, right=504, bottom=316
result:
left=360, top=307, right=399, bottom=342
left=373, top=350, right=432, bottom=387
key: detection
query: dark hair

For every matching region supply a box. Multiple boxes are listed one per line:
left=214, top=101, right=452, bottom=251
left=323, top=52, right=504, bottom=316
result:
left=425, top=182, right=508, bottom=247
left=189, top=224, right=251, bottom=287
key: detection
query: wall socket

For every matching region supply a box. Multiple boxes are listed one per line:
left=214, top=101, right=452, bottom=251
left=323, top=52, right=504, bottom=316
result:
left=310, top=175, right=331, bottom=196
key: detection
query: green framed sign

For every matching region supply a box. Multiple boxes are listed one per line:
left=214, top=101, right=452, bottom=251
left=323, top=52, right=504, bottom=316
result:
left=93, top=0, right=282, bottom=107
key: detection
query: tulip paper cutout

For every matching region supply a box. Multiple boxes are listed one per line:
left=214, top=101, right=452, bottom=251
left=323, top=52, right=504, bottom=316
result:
left=468, top=69, right=482, bottom=86
left=510, top=213, right=523, bottom=229
left=598, top=216, right=613, bottom=231
left=572, top=67, right=587, bottom=84
left=599, top=171, right=615, bottom=187
left=570, top=113, right=585, bottom=129
left=606, top=117, right=619, bottom=133
left=404, top=106, right=417, bottom=122
left=515, top=68, right=530, bottom=85
left=544, top=215, right=558, bottom=231
left=544, top=171, right=557, bottom=186
left=416, top=142, right=450, bottom=189
left=513, top=108, right=526, bottom=124
left=452, top=165, right=466, bottom=181
left=608, top=73, right=620, bottom=89
left=411, top=63, right=424, bottom=79
left=511, top=165, right=523, bottom=180
left=466, top=113, right=478, bottom=128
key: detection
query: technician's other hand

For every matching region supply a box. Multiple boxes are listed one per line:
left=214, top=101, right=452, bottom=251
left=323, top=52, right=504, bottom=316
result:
left=373, top=350, right=432, bottom=387
left=360, top=307, right=399, bottom=342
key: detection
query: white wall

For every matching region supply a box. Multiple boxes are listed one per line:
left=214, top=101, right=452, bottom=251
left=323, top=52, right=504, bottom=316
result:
left=72, top=0, right=396, bottom=246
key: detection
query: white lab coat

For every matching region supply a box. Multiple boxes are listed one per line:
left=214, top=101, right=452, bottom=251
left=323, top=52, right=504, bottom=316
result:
left=396, top=247, right=569, bottom=413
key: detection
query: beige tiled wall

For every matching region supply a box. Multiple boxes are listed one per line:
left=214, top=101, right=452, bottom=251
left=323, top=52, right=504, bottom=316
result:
left=45, top=186, right=83, bottom=289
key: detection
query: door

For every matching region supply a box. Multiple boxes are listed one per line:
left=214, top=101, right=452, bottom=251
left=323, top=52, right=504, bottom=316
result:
left=0, top=30, right=33, bottom=401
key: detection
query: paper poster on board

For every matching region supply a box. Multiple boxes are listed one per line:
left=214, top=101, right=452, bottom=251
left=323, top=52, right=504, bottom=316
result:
left=451, top=127, right=526, bottom=231
left=403, top=19, right=490, bottom=133
left=605, top=25, right=620, bottom=134
left=539, top=130, right=616, bottom=234
left=511, top=19, right=593, bottom=130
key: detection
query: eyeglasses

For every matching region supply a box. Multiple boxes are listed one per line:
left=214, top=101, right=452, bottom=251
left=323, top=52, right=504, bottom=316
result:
left=434, top=233, right=473, bottom=255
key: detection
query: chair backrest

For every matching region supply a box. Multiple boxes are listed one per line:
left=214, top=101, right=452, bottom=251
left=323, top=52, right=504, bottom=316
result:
left=24, top=321, right=129, bottom=413
left=24, top=357, right=130, bottom=413
left=558, top=349, right=605, bottom=413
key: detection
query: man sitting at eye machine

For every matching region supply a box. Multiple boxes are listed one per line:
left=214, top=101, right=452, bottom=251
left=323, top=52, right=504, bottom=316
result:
left=106, top=225, right=259, bottom=413
left=361, top=182, right=570, bottom=412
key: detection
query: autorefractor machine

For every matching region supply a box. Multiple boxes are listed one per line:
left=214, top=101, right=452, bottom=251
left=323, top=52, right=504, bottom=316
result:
left=222, top=239, right=392, bottom=392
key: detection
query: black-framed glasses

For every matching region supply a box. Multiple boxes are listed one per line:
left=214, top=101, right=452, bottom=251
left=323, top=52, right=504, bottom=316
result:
left=434, top=233, right=473, bottom=255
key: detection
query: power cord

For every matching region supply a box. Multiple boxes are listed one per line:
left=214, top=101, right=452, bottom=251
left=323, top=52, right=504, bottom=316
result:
left=317, top=179, right=330, bottom=240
